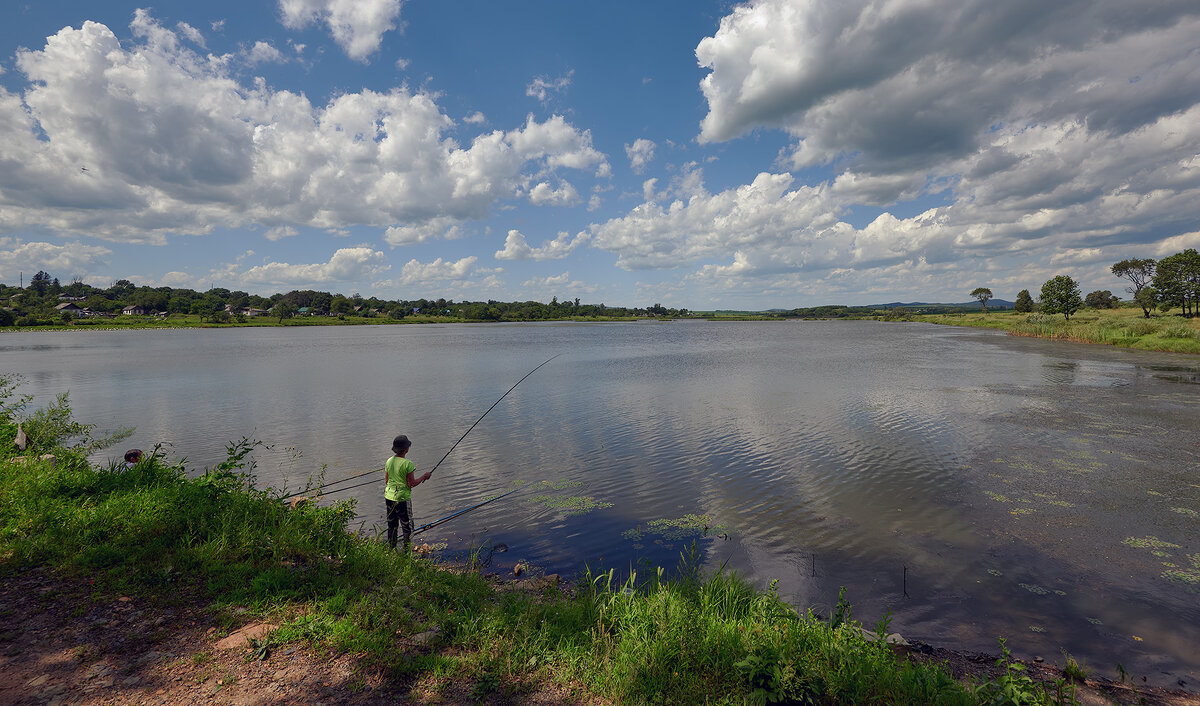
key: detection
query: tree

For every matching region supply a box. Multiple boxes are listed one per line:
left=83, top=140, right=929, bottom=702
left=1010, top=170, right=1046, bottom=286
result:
left=273, top=301, right=296, bottom=323
left=0, top=308, right=14, bottom=327
left=1152, top=249, right=1200, bottom=318
left=970, top=287, right=993, bottom=313
left=1039, top=275, right=1083, bottom=320
left=1111, top=258, right=1156, bottom=317
left=1014, top=289, right=1035, bottom=313
left=29, top=271, right=52, bottom=296
left=1084, top=290, right=1118, bottom=309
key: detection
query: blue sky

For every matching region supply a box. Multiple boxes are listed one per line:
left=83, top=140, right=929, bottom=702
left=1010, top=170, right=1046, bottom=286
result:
left=2, top=0, right=1199, bottom=308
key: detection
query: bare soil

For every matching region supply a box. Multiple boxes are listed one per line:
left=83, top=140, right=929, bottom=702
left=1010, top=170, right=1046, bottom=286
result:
left=1, top=565, right=1196, bottom=705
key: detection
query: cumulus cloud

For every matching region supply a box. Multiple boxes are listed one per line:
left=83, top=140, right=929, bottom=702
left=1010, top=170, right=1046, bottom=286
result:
left=278, top=0, right=402, bottom=61
left=494, top=229, right=587, bottom=261
left=264, top=226, right=298, bottom=241
left=527, top=181, right=580, bottom=207
left=0, top=14, right=608, bottom=244
left=397, top=256, right=478, bottom=285
left=237, top=247, right=389, bottom=285
left=0, top=238, right=112, bottom=279
left=383, top=218, right=463, bottom=246
left=246, top=41, right=286, bottom=65
left=526, top=71, right=573, bottom=104
left=625, top=138, right=656, bottom=174
left=588, top=0, right=1200, bottom=301
left=463, top=111, right=487, bottom=125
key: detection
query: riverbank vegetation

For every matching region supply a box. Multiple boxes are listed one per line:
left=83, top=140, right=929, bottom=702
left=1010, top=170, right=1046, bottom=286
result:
left=1, top=376, right=1098, bottom=704
left=916, top=307, right=1200, bottom=354
left=0, top=272, right=683, bottom=329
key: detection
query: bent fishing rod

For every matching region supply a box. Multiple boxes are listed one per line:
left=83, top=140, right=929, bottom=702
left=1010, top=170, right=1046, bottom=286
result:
left=281, top=353, right=559, bottom=501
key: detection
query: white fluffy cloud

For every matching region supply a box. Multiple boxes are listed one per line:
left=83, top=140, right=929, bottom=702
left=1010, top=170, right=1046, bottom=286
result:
left=396, top=256, right=479, bottom=285
left=575, top=0, right=1200, bottom=300
left=625, top=138, right=656, bottom=174
left=237, top=247, right=389, bottom=285
left=0, top=15, right=608, bottom=245
left=278, top=0, right=401, bottom=61
left=527, top=181, right=580, bottom=207
left=494, top=229, right=588, bottom=261
left=0, top=238, right=112, bottom=280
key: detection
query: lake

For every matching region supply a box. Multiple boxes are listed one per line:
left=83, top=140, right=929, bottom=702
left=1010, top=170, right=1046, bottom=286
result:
left=3, top=320, right=1198, bottom=685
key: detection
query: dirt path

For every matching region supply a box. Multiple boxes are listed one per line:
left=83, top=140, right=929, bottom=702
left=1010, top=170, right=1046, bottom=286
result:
left=1, top=565, right=1195, bottom=705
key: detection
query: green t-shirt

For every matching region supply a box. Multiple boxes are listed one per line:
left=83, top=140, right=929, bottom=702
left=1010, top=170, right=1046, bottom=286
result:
left=384, top=456, right=415, bottom=502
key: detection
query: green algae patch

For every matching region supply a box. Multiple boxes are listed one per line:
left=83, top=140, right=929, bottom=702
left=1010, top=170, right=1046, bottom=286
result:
left=1170, top=507, right=1198, bottom=518
left=1162, top=554, right=1200, bottom=586
left=984, top=491, right=1011, bottom=503
left=530, top=495, right=613, bottom=516
left=1123, top=536, right=1181, bottom=551
left=622, top=513, right=725, bottom=542
left=538, top=478, right=584, bottom=491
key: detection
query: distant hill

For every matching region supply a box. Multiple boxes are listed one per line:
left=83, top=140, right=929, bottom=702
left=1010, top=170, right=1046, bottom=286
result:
left=876, top=299, right=1015, bottom=310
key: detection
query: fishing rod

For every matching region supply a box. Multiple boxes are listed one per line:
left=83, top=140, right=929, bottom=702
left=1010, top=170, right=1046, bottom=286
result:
left=291, top=354, right=560, bottom=499
left=412, top=485, right=526, bottom=535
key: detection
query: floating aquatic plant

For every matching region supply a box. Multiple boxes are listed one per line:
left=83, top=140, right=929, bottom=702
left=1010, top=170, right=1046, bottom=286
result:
left=540, top=479, right=584, bottom=491
left=531, top=495, right=613, bottom=516
left=984, top=491, right=1011, bottom=503
left=1009, top=507, right=1036, bottom=516
left=1019, top=583, right=1049, bottom=595
left=1123, top=536, right=1181, bottom=551
left=1086, top=618, right=1102, bottom=626
left=986, top=569, right=1003, bottom=577
left=1029, top=625, right=1046, bottom=633
left=622, top=513, right=723, bottom=542
left=1161, top=554, right=1200, bottom=585
left=1170, top=507, right=1198, bottom=518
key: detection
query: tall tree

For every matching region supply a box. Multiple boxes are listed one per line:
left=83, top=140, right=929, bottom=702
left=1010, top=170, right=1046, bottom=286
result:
left=1040, top=275, right=1084, bottom=320
left=1014, top=289, right=1035, bottom=313
left=970, top=287, right=993, bottom=313
left=1111, top=258, right=1156, bottom=317
left=1152, top=249, right=1200, bottom=318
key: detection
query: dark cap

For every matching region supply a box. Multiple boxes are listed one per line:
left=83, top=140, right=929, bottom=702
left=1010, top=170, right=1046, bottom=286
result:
left=124, top=448, right=143, bottom=463
left=391, top=435, right=411, bottom=453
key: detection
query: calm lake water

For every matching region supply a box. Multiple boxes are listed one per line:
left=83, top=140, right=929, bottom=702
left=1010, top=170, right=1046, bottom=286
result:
left=4, top=320, right=1199, bottom=684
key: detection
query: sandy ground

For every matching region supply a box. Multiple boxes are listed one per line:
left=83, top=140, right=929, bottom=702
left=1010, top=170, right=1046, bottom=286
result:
left=1, top=564, right=1196, bottom=705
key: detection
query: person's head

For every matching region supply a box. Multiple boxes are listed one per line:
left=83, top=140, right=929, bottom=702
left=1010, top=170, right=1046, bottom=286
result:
left=124, top=448, right=143, bottom=464
left=391, top=435, right=411, bottom=455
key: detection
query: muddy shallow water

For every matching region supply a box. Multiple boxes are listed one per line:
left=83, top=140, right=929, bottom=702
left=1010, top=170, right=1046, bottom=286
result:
left=4, top=320, right=1198, bottom=685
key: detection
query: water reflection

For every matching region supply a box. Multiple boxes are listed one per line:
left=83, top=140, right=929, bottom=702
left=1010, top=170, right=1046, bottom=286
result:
left=3, top=321, right=1198, bottom=685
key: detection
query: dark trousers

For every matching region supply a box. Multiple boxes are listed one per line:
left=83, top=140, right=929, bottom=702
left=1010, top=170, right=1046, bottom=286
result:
left=386, top=499, right=412, bottom=548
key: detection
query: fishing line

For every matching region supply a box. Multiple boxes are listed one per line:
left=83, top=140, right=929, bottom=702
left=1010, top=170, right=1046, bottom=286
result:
left=291, top=354, right=560, bottom=499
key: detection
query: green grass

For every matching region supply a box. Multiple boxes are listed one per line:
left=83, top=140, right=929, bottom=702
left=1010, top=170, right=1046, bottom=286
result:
left=917, top=307, right=1200, bottom=354
left=0, top=388, right=1078, bottom=704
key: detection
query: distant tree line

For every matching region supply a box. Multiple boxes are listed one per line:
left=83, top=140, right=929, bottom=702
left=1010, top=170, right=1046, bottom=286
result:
left=0, top=274, right=688, bottom=328
left=995, top=248, right=1200, bottom=321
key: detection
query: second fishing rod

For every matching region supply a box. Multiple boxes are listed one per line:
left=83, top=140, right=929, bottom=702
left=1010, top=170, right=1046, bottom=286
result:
left=286, top=353, right=560, bottom=500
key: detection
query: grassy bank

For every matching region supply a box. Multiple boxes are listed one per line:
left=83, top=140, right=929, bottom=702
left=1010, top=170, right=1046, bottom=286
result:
left=915, top=307, right=1200, bottom=355
left=0, top=389, right=1085, bottom=703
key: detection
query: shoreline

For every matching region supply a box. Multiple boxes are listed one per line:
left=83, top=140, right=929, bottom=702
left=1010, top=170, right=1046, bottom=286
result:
left=909, top=309, right=1200, bottom=356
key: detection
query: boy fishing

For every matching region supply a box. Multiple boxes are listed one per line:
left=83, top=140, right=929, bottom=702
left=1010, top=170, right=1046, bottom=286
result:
left=384, top=434, right=432, bottom=549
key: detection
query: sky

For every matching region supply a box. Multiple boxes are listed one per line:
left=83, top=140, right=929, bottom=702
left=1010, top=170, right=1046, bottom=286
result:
left=1, top=0, right=1199, bottom=309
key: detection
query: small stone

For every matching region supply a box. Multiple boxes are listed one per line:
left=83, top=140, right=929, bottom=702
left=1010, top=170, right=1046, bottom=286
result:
left=123, top=675, right=142, bottom=686
left=118, top=596, right=131, bottom=603
left=27, top=675, right=49, bottom=687
left=1034, top=656, right=1044, bottom=663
